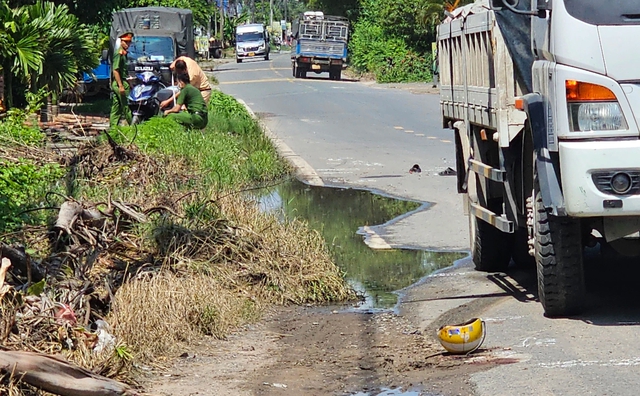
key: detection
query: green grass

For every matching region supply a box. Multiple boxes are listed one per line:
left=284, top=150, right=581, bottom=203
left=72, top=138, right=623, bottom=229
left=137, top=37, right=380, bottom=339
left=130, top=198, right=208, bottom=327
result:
left=114, top=90, right=287, bottom=191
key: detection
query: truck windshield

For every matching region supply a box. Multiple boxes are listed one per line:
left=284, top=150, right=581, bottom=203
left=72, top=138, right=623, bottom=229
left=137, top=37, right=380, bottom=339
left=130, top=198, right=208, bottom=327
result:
left=127, top=36, right=174, bottom=63
left=565, top=0, right=640, bottom=25
left=237, top=32, right=264, bottom=42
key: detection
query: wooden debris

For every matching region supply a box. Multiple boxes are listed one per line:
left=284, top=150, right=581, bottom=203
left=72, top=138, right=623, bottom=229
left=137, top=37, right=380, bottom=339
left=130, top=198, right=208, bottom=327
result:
left=55, top=201, right=85, bottom=235
left=0, top=244, right=43, bottom=282
left=0, top=258, right=11, bottom=296
left=0, top=350, right=139, bottom=396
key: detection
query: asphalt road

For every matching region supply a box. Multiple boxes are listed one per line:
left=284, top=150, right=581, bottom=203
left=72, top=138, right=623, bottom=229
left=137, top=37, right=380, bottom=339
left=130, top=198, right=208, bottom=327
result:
left=214, top=53, right=640, bottom=396
left=214, top=51, right=467, bottom=251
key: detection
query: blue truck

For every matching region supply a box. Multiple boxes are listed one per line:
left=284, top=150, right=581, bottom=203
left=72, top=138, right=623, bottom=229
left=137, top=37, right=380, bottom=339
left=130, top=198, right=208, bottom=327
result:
left=77, top=50, right=111, bottom=98
left=291, top=11, right=349, bottom=81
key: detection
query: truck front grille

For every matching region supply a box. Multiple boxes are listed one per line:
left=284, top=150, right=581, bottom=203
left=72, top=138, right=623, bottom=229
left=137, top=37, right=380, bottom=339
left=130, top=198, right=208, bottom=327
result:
left=592, top=170, right=640, bottom=196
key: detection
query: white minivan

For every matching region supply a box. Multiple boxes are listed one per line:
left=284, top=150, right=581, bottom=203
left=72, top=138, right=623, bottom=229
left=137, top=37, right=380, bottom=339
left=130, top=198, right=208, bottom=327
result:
left=235, top=24, right=270, bottom=63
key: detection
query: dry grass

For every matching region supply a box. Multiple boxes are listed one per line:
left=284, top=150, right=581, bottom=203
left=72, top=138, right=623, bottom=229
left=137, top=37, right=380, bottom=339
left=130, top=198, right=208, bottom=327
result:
left=108, top=192, right=356, bottom=361
left=2, top=123, right=357, bottom=393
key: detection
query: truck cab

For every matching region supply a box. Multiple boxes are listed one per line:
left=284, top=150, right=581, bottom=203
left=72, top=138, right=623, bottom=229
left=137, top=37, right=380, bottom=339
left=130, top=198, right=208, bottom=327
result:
left=110, top=7, right=194, bottom=86
left=235, top=24, right=270, bottom=63
left=439, top=0, right=640, bottom=316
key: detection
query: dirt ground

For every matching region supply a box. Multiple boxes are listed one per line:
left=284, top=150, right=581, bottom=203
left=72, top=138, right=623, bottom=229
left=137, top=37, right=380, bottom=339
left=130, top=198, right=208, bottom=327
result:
left=144, top=301, right=517, bottom=396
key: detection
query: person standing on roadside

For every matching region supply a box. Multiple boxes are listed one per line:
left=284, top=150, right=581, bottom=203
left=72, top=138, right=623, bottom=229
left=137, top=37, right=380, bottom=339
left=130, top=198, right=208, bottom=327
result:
left=163, top=73, right=208, bottom=130
left=110, top=31, right=134, bottom=128
left=160, top=54, right=212, bottom=109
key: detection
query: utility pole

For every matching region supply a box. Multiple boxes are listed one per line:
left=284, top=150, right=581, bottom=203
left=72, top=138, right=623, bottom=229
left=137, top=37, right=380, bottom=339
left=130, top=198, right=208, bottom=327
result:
left=220, top=0, right=225, bottom=47
left=270, top=0, right=273, bottom=27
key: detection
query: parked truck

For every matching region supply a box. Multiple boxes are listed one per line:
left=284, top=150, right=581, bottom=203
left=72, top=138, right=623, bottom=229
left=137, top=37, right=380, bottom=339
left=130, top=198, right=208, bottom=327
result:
left=110, top=6, right=194, bottom=86
left=77, top=51, right=111, bottom=98
left=291, top=11, right=349, bottom=80
left=439, top=0, right=640, bottom=316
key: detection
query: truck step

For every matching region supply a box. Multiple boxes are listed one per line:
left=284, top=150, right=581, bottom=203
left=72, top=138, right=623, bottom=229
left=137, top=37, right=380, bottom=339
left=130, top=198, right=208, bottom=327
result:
left=468, top=159, right=505, bottom=182
left=469, top=202, right=514, bottom=233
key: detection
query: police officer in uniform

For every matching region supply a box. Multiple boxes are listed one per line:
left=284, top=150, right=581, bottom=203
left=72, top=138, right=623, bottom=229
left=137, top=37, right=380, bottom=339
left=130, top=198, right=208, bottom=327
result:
left=110, top=32, right=134, bottom=128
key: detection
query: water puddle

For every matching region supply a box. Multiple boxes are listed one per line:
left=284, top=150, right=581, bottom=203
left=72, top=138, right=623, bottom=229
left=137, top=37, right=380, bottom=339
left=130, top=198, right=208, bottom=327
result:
left=256, top=178, right=467, bottom=309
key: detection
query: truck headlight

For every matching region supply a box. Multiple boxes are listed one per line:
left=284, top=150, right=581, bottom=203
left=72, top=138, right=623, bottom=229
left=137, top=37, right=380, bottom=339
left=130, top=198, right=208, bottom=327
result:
left=566, top=80, right=628, bottom=132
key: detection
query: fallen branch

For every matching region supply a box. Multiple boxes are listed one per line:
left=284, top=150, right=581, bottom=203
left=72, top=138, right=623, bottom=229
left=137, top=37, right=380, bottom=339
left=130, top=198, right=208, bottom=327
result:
left=0, top=244, right=43, bottom=282
left=0, top=350, right=139, bottom=396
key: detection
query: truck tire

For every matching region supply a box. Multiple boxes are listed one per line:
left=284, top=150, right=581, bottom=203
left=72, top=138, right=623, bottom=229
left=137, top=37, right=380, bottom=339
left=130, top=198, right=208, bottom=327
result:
left=329, top=66, right=341, bottom=81
left=292, top=64, right=297, bottom=78
left=236, top=58, right=242, bottom=63
left=532, top=181, right=585, bottom=317
left=469, top=209, right=513, bottom=272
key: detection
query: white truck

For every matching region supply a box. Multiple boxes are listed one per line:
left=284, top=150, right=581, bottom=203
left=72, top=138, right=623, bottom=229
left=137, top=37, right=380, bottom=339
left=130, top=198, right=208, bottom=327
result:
left=439, top=0, right=640, bottom=316
left=235, top=24, right=270, bottom=63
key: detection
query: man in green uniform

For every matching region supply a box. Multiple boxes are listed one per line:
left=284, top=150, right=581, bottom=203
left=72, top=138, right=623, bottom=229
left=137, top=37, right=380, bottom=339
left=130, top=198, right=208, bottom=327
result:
left=110, top=32, right=133, bottom=128
left=163, top=73, right=208, bottom=129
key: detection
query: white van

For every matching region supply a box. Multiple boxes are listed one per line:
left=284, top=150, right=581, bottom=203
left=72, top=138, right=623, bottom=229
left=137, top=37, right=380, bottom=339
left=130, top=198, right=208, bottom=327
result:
left=235, top=24, right=270, bottom=63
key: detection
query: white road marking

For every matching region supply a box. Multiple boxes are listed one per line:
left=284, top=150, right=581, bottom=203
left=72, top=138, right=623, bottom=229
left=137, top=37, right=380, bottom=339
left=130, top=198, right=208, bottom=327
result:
left=539, top=358, right=640, bottom=368
left=521, top=337, right=557, bottom=348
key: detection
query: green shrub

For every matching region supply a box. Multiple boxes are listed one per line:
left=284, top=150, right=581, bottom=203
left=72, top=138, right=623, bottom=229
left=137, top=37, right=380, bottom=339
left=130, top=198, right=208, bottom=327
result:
left=0, top=158, right=65, bottom=231
left=348, top=0, right=436, bottom=83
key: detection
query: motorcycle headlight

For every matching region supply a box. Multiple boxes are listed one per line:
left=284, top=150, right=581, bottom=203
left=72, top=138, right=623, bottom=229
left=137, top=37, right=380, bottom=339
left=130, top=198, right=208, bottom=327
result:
left=566, top=80, right=628, bottom=132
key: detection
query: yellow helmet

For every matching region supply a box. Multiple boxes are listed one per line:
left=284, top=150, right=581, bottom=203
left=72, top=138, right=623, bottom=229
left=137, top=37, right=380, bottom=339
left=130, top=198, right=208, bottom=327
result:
left=436, top=318, right=486, bottom=354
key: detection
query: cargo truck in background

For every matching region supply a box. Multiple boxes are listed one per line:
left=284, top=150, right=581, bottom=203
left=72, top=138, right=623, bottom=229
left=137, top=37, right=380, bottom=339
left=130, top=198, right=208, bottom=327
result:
left=110, top=6, right=194, bottom=86
left=439, top=0, right=640, bottom=317
left=291, top=11, right=349, bottom=80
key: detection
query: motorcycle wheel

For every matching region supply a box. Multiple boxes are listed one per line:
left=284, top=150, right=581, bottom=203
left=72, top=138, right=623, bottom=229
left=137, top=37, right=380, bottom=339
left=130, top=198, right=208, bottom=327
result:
left=131, top=114, right=142, bottom=125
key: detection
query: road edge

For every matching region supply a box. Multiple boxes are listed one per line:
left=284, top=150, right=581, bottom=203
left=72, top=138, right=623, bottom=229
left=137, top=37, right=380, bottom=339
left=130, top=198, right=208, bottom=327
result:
left=236, top=98, right=325, bottom=187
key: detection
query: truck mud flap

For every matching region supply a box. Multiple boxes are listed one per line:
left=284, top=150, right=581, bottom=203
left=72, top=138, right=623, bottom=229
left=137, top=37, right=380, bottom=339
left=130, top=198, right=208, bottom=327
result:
left=521, top=93, right=566, bottom=217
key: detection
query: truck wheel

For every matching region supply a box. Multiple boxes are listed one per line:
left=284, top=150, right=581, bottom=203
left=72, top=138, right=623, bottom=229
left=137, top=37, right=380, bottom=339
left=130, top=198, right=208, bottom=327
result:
left=329, top=67, right=341, bottom=81
left=469, top=207, right=513, bottom=272
left=236, top=58, right=242, bottom=63
left=292, top=64, right=297, bottom=78
left=531, top=181, right=585, bottom=317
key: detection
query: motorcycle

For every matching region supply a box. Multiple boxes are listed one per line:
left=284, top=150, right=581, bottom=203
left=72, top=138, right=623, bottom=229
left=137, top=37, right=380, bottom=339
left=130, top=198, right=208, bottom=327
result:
left=127, top=71, right=178, bottom=125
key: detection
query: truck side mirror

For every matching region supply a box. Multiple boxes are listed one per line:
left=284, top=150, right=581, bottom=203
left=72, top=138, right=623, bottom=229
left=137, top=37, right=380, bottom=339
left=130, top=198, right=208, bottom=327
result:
left=101, top=49, right=109, bottom=61
left=490, top=0, right=506, bottom=10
